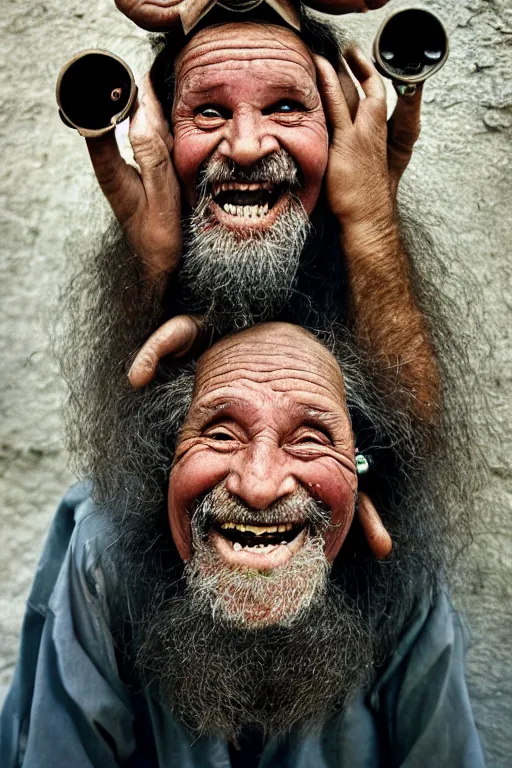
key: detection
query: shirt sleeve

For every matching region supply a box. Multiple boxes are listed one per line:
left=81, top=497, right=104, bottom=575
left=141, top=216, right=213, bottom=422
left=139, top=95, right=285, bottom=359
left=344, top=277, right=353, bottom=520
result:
left=0, top=485, right=136, bottom=768
left=373, top=591, right=486, bottom=768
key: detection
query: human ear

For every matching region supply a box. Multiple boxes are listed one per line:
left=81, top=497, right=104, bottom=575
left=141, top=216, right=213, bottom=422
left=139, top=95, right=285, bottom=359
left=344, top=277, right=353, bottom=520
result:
left=357, top=492, right=392, bottom=559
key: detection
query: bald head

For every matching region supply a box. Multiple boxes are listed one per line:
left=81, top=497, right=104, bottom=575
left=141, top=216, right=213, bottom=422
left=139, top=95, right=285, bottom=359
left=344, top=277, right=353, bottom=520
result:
left=194, top=321, right=346, bottom=404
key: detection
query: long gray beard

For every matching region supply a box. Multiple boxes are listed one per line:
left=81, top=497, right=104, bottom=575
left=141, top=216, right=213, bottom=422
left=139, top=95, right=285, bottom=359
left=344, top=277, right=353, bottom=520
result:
left=135, top=563, right=374, bottom=742
left=134, top=485, right=375, bottom=741
left=180, top=178, right=310, bottom=331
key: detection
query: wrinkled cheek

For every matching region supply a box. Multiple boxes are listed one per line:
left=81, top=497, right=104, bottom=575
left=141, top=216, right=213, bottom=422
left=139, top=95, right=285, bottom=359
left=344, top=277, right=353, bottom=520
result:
left=295, top=142, right=328, bottom=214
left=168, top=453, right=229, bottom=561
left=300, top=466, right=356, bottom=562
left=172, top=133, right=214, bottom=206
left=324, top=499, right=355, bottom=562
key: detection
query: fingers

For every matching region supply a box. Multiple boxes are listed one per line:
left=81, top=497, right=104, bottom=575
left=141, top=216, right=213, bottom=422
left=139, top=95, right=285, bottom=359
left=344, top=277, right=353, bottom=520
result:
left=357, top=492, right=392, bottom=559
left=128, top=315, right=206, bottom=389
left=343, top=48, right=386, bottom=110
left=114, top=0, right=183, bottom=32
left=129, top=75, right=179, bottom=218
left=314, top=55, right=352, bottom=132
left=86, top=131, right=142, bottom=223
left=338, top=57, right=360, bottom=122
left=387, top=84, right=423, bottom=193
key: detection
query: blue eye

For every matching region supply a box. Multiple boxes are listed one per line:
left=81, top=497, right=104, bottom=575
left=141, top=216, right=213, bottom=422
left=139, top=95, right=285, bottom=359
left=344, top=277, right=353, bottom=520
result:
left=264, top=99, right=304, bottom=115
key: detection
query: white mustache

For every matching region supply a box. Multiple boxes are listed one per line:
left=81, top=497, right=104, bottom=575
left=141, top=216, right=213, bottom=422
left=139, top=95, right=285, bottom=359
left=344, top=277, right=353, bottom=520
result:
left=197, top=149, right=300, bottom=191
left=192, top=483, right=331, bottom=536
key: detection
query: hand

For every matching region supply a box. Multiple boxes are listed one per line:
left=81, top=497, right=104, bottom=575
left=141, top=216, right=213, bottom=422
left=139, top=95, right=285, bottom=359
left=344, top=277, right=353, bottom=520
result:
left=305, top=0, right=390, bottom=13
left=315, top=49, right=392, bottom=225
left=387, top=85, right=423, bottom=198
left=114, top=0, right=390, bottom=32
left=86, top=74, right=182, bottom=281
left=129, top=315, right=207, bottom=388
left=114, top=0, right=183, bottom=31
left=316, top=50, right=423, bottom=221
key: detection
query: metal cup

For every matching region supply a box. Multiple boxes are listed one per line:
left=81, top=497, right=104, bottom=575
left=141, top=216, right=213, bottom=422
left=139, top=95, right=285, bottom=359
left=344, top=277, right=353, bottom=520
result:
left=56, top=50, right=137, bottom=138
left=373, top=8, right=449, bottom=88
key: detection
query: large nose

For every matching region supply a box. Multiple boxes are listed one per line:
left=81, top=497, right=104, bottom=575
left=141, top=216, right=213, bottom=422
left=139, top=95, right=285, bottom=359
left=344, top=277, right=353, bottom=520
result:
left=225, top=440, right=297, bottom=510
left=219, top=104, right=280, bottom=167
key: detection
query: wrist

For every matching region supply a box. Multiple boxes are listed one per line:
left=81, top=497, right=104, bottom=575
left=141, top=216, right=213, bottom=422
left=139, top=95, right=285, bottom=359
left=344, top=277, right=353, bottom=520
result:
left=339, top=205, right=400, bottom=255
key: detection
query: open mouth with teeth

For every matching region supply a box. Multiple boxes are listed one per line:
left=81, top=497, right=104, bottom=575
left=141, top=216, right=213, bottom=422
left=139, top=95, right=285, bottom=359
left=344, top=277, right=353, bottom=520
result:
left=216, top=521, right=302, bottom=550
left=210, top=520, right=307, bottom=570
left=211, top=181, right=287, bottom=221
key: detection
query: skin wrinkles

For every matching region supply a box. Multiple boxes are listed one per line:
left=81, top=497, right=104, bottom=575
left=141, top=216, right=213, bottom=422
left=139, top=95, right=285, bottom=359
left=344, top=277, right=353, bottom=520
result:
left=168, top=324, right=357, bottom=563
left=193, top=334, right=343, bottom=387
left=174, top=23, right=318, bottom=80
left=194, top=365, right=344, bottom=400
left=172, top=23, right=329, bottom=213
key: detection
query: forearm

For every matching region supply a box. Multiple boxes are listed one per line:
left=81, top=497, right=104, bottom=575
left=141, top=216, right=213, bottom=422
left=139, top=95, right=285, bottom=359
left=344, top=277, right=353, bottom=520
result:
left=341, top=206, right=441, bottom=427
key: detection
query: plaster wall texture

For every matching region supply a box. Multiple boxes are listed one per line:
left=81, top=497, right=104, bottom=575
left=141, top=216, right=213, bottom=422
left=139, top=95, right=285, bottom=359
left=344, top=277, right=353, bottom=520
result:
left=0, top=0, right=510, bottom=764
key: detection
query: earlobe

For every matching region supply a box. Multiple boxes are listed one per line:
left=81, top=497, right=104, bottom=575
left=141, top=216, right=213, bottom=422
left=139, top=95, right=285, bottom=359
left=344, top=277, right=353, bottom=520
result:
left=357, top=492, right=392, bottom=559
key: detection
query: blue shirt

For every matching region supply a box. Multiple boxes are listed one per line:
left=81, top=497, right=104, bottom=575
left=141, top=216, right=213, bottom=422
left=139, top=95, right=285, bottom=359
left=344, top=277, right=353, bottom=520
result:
left=0, top=484, right=485, bottom=767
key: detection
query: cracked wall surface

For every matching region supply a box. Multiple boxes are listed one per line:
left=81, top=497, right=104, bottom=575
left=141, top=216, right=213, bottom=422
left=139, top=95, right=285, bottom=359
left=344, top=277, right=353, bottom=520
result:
left=0, top=0, right=510, bottom=764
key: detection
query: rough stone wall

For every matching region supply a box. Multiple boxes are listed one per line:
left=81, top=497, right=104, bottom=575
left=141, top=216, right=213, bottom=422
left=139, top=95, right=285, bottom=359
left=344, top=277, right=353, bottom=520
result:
left=0, top=0, right=510, bottom=764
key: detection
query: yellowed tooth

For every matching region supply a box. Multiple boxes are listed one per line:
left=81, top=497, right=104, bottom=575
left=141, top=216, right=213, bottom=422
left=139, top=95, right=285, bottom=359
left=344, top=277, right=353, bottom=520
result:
left=245, top=525, right=263, bottom=535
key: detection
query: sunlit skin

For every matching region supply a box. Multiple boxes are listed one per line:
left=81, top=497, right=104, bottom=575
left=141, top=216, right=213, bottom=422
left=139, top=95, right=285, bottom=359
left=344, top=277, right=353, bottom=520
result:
left=168, top=323, right=358, bottom=569
left=172, top=23, right=329, bottom=216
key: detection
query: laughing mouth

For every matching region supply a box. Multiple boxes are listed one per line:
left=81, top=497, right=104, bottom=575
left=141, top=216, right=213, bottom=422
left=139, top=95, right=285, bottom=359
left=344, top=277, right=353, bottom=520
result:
left=214, top=520, right=305, bottom=554
left=211, top=181, right=287, bottom=219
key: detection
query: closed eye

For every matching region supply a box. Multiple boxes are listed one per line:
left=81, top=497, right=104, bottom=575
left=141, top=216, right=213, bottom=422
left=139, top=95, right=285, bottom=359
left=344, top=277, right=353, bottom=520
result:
left=203, top=425, right=237, bottom=441
left=290, top=429, right=332, bottom=446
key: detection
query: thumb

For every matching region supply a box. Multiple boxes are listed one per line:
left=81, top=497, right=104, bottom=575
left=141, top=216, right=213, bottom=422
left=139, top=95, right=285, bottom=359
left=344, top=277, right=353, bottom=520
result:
left=357, top=492, right=392, bottom=559
left=129, top=315, right=206, bottom=389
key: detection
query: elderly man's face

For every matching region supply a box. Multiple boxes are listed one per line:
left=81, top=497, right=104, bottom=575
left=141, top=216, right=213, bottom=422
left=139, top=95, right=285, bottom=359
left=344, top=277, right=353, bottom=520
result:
left=172, top=23, right=329, bottom=220
left=168, top=323, right=357, bottom=626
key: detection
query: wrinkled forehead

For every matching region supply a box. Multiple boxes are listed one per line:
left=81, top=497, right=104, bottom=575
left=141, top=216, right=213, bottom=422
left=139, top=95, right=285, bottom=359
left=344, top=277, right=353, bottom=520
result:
left=175, top=22, right=318, bottom=85
left=192, top=325, right=346, bottom=410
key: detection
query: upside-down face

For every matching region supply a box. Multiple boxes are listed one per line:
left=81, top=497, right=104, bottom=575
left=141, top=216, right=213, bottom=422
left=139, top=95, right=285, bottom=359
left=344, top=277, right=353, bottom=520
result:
left=168, top=324, right=358, bottom=625
left=172, top=23, right=329, bottom=228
